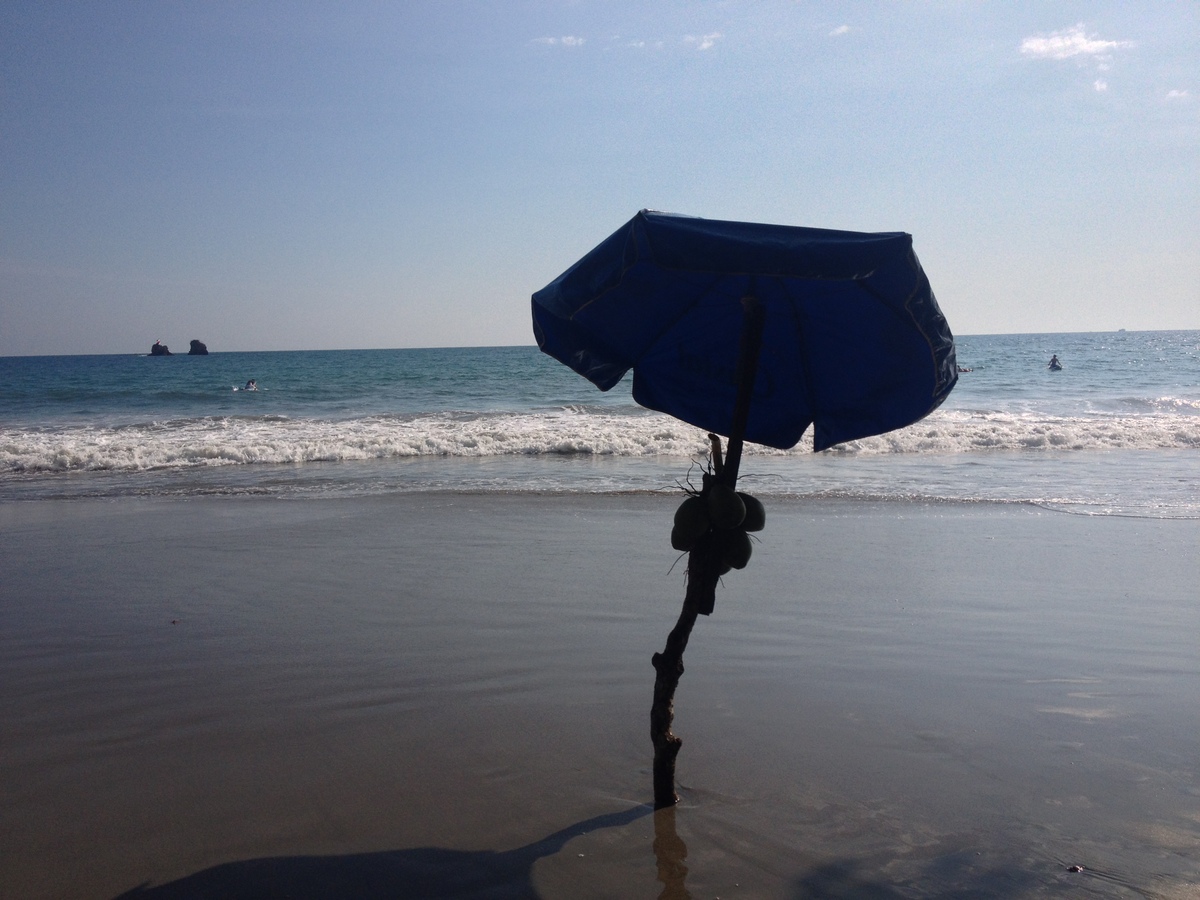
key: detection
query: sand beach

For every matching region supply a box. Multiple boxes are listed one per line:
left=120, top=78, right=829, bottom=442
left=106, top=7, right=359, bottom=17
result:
left=2, top=493, right=1198, bottom=898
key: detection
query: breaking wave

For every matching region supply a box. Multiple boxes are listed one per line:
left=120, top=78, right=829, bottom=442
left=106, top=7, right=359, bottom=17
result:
left=4, top=405, right=1199, bottom=475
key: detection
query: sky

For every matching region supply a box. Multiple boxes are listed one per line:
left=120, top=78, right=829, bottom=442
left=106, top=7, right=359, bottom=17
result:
left=1, top=2, right=1197, bottom=356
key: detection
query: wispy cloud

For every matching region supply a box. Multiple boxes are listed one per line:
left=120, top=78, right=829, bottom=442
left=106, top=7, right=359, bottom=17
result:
left=1019, top=24, right=1132, bottom=61
left=683, top=32, right=722, bottom=51
left=533, top=35, right=585, bottom=47
left=1093, top=79, right=1108, bottom=92
left=1165, top=89, right=1190, bottom=101
left=829, top=25, right=851, bottom=37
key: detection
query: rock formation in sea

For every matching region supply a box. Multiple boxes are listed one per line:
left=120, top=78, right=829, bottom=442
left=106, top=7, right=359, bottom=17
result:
left=188, top=339, right=209, bottom=355
left=150, top=341, right=171, bottom=356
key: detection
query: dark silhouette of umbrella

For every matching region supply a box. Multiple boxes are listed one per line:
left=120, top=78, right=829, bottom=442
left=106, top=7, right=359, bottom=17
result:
left=531, top=210, right=958, bottom=807
left=533, top=209, right=957, bottom=453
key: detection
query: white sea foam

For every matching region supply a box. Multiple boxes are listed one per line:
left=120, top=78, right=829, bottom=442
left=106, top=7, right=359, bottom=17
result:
left=3, top=406, right=1199, bottom=474
left=818, top=409, right=1200, bottom=455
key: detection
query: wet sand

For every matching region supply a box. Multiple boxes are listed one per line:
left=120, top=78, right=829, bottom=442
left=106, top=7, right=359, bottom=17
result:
left=2, top=494, right=1198, bottom=899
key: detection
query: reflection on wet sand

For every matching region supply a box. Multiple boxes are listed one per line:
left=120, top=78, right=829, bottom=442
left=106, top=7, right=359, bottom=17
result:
left=653, top=807, right=690, bottom=900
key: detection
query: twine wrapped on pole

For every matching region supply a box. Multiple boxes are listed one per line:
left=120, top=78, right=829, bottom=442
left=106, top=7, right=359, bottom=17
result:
left=650, top=296, right=765, bottom=809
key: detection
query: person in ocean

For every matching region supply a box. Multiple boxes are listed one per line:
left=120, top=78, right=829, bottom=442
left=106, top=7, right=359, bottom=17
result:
left=245, top=380, right=257, bottom=391
left=1048, top=355, right=1061, bottom=369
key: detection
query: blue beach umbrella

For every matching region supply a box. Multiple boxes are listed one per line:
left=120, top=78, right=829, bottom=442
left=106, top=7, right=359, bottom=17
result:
left=532, top=209, right=957, bottom=452
left=531, top=209, right=959, bottom=809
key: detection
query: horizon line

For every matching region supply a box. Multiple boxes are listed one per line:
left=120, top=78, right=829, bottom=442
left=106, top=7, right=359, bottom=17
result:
left=2, top=327, right=1197, bottom=359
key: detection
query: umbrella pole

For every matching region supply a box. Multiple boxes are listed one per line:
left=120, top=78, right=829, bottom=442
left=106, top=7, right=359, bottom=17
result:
left=651, top=296, right=765, bottom=809
left=720, top=294, right=765, bottom=487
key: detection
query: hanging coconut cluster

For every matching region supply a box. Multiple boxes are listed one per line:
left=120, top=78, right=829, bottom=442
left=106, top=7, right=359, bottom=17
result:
left=670, top=475, right=765, bottom=575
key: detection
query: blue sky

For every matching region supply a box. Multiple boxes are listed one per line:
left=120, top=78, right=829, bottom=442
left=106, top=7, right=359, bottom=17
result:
left=2, top=2, right=1196, bottom=355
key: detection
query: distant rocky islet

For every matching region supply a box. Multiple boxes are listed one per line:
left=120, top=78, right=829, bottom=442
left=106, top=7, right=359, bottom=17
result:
left=148, top=339, right=209, bottom=356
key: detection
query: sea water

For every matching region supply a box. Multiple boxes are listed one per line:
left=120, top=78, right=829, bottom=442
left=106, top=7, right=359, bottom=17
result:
left=1, top=331, right=1197, bottom=516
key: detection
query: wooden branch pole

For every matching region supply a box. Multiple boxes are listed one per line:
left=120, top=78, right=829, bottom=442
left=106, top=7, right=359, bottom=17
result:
left=650, top=296, right=765, bottom=809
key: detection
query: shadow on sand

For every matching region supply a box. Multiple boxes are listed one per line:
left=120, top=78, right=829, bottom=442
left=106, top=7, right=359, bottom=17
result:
left=111, top=802, right=1074, bottom=899
left=113, top=805, right=652, bottom=900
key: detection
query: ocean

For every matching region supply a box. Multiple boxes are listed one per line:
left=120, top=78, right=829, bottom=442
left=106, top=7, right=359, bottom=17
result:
left=2, top=330, right=1198, bottom=516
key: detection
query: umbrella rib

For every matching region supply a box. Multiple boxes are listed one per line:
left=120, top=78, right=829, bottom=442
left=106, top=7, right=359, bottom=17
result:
left=635, top=273, right=747, bottom=409
left=853, top=273, right=955, bottom=409
left=781, top=283, right=821, bottom=444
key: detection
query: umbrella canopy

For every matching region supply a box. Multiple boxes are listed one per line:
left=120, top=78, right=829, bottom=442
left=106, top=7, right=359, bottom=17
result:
left=532, top=210, right=957, bottom=451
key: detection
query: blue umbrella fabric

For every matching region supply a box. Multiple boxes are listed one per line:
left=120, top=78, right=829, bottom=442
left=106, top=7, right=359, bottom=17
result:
left=532, top=210, right=957, bottom=451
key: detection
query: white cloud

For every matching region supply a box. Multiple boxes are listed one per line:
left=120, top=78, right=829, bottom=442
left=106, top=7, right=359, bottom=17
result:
left=624, top=38, right=665, bottom=50
left=684, top=32, right=722, bottom=51
left=830, top=25, right=851, bottom=37
left=1020, top=24, right=1132, bottom=60
left=1093, top=79, right=1108, bottom=92
left=533, top=35, right=585, bottom=47
left=1166, top=89, right=1190, bottom=100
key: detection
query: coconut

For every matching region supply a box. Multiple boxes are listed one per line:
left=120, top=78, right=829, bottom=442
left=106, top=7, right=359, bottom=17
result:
left=670, top=523, right=696, bottom=552
left=706, top=484, right=746, bottom=530
left=672, top=495, right=710, bottom=550
left=738, top=492, right=766, bottom=532
left=674, top=495, right=708, bottom=530
left=719, top=529, right=753, bottom=570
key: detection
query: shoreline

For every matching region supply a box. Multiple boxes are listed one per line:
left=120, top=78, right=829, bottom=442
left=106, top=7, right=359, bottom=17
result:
left=3, top=494, right=1198, bottom=898
left=4, top=445, right=1200, bottom=521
